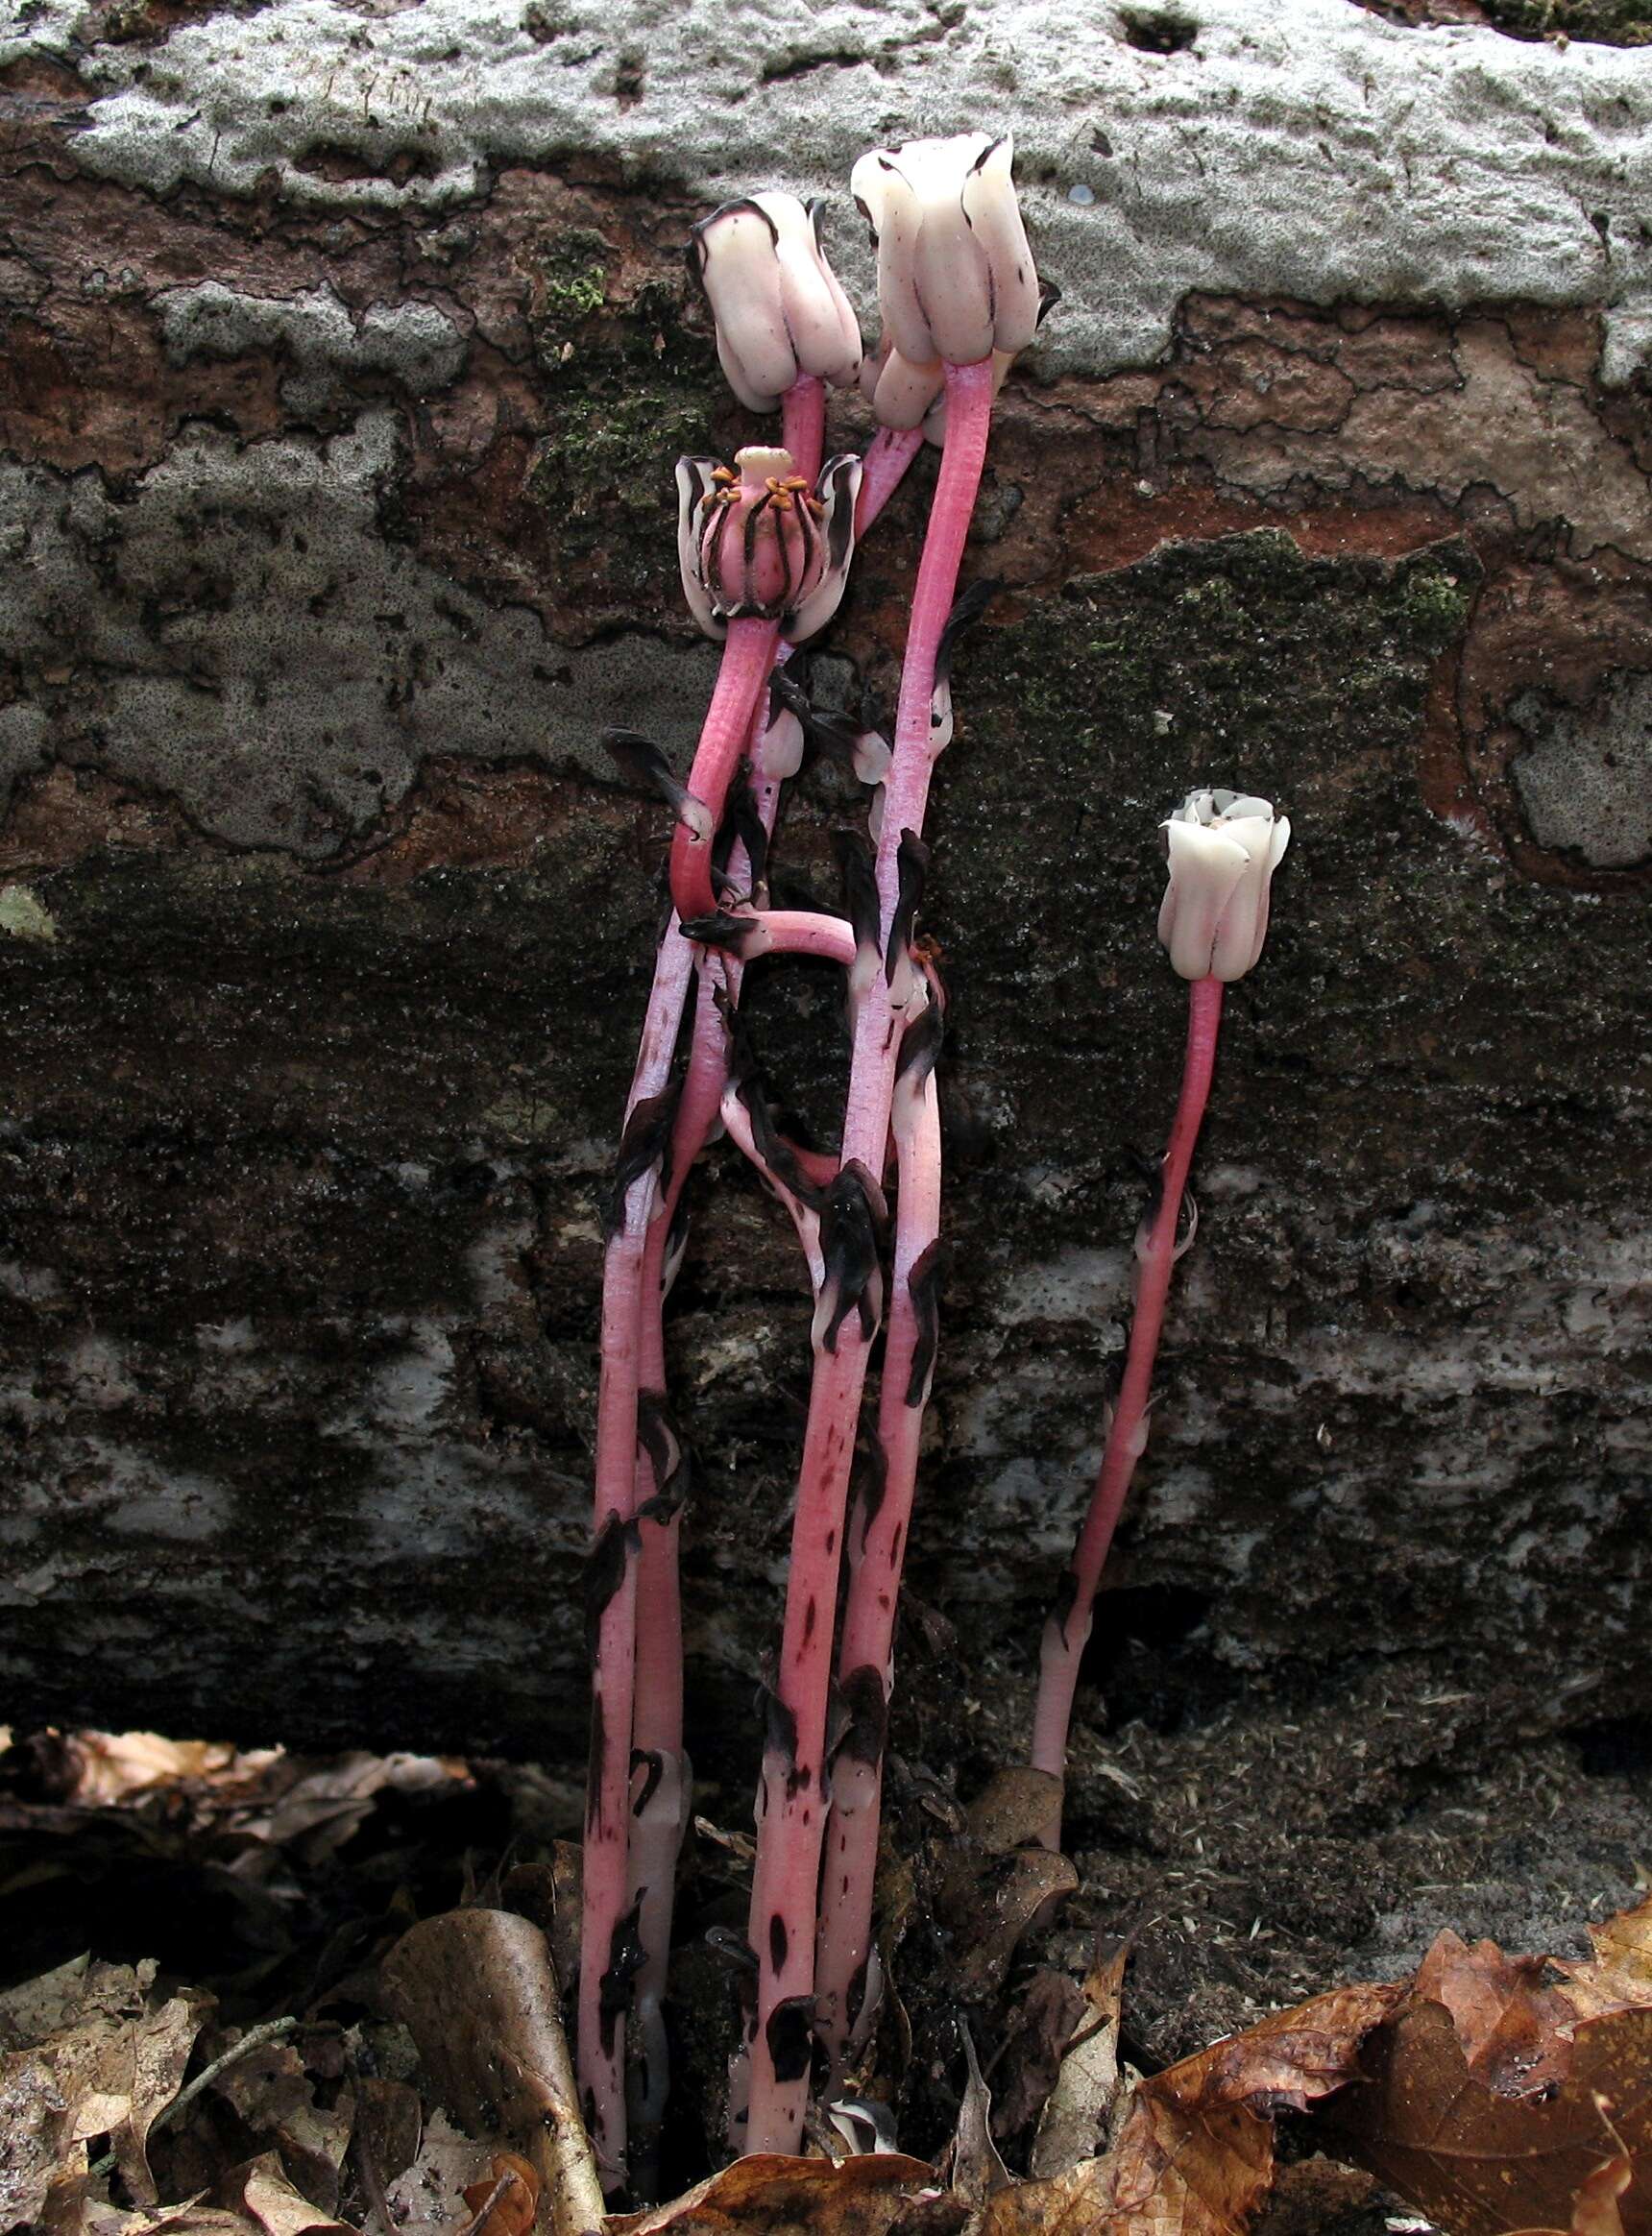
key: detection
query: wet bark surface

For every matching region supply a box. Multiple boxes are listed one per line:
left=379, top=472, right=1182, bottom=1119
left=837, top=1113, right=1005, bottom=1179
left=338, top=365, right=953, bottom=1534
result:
left=2, top=0, right=1649, bottom=2076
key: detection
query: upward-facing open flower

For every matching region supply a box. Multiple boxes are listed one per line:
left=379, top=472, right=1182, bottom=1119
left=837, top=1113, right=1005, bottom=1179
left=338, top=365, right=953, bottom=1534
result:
left=1157, top=790, right=1291, bottom=983
left=850, top=134, right=1040, bottom=370
left=676, top=446, right=861, bottom=643
left=689, top=193, right=862, bottom=413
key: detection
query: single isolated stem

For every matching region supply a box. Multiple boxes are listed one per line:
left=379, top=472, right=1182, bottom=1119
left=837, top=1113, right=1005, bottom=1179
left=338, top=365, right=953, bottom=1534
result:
left=1029, top=974, right=1225, bottom=1812
left=739, top=356, right=997, bottom=2159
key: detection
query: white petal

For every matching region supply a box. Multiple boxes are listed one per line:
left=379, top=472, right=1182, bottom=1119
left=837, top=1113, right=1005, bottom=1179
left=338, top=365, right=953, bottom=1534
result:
left=960, top=135, right=1040, bottom=356
left=784, top=452, right=862, bottom=642
left=870, top=342, right=945, bottom=429
left=1158, top=821, right=1249, bottom=981
left=675, top=457, right=725, bottom=641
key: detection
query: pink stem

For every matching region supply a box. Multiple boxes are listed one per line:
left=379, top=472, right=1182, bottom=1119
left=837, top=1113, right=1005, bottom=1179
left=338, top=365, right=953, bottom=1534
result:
left=1029, top=975, right=1225, bottom=1816
left=814, top=1020, right=942, bottom=2077
left=782, top=377, right=827, bottom=484
left=578, top=922, right=696, bottom=2189
left=739, top=357, right=996, bottom=2158
left=856, top=426, right=926, bottom=537
left=669, top=619, right=782, bottom=925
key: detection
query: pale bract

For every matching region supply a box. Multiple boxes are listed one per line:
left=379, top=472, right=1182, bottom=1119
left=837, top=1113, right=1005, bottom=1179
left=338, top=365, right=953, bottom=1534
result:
left=851, top=133, right=1040, bottom=377
left=676, top=446, right=862, bottom=643
left=1157, top=790, right=1291, bottom=983
left=689, top=193, right=862, bottom=413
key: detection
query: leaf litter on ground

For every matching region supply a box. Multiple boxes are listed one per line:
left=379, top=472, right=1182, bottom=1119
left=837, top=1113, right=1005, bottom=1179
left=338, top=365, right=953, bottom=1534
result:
left=8, top=1728, right=1652, bottom=2236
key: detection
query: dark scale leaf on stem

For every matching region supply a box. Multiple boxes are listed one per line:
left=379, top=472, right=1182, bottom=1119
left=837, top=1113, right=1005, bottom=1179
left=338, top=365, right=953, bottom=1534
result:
left=837, top=831, right=882, bottom=963
left=837, top=1663, right=888, bottom=1769
left=770, top=667, right=866, bottom=768
left=631, top=1747, right=664, bottom=1818
left=905, top=1239, right=942, bottom=1408
left=722, top=989, right=828, bottom=1211
left=934, top=577, right=999, bottom=689
left=605, top=727, right=692, bottom=816
left=604, top=1081, right=682, bottom=1235
left=816, top=1159, right=887, bottom=1354
left=1049, top=1567, right=1081, bottom=1652
left=636, top=1390, right=691, bottom=1519
left=679, top=907, right=762, bottom=956
left=711, top=768, right=769, bottom=895
left=887, top=829, right=931, bottom=987
left=895, top=996, right=945, bottom=1090
left=760, top=1679, right=800, bottom=1775
left=769, top=1913, right=789, bottom=1974
left=851, top=1422, right=889, bottom=1554
left=585, top=1513, right=635, bottom=1664
left=598, top=1895, right=647, bottom=2056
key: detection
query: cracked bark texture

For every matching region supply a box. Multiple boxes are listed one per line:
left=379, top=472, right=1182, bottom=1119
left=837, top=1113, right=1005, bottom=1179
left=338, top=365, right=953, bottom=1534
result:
left=1, top=0, right=1649, bottom=2009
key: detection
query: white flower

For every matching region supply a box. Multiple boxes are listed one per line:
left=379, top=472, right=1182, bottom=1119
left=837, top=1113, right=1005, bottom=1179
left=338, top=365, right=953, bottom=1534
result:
left=850, top=134, right=1040, bottom=371
left=1157, top=790, right=1291, bottom=983
left=675, top=447, right=862, bottom=643
left=689, top=193, right=862, bottom=413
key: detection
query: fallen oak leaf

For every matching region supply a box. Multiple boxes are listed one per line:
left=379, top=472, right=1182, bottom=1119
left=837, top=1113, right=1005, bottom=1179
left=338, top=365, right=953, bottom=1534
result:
left=1557, top=1895, right=1652, bottom=2028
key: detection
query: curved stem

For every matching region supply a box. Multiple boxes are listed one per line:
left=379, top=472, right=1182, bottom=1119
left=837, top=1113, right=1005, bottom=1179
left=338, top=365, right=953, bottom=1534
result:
left=738, top=357, right=996, bottom=2159
left=668, top=619, right=781, bottom=925
left=1029, top=975, right=1225, bottom=1817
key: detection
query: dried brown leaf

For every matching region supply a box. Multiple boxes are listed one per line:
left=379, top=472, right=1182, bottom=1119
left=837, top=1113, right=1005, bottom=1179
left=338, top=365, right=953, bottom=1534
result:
left=462, top=2151, right=541, bottom=2236
left=1324, top=1999, right=1652, bottom=2236
left=990, top=1979, right=1398, bottom=2236
left=1558, top=1896, right=1652, bottom=2027
left=609, top=2150, right=935, bottom=2236
left=1510, top=2152, right=1636, bottom=2236
left=385, top=2108, right=495, bottom=2236
left=1029, top=1949, right=1128, bottom=2179
left=211, top=2039, right=352, bottom=2212
left=948, top=2028, right=1010, bottom=2209
left=991, top=1971, right=1089, bottom=2149
left=1412, top=1931, right=1574, bottom=2094
left=229, top=2151, right=353, bottom=2236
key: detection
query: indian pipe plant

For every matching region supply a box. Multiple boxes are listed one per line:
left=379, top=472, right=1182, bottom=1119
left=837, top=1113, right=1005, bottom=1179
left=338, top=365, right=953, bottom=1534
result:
left=577, top=138, right=1292, bottom=2195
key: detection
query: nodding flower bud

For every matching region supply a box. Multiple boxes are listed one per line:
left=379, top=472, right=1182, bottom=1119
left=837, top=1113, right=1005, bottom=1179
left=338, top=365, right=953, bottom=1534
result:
left=850, top=133, right=1040, bottom=372
left=860, top=334, right=1014, bottom=441
left=1157, top=790, right=1291, bottom=984
left=688, top=193, right=862, bottom=413
left=676, top=446, right=861, bottom=644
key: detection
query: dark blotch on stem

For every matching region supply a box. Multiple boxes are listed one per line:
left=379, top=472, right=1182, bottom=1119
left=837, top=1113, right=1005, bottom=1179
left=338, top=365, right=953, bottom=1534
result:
left=769, top=1913, right=789, bottom=1974
left=837, top=1662, right=888, bottom=1768
left=765, top=1996, right=815, bottom=2084
left=905, top=1239, right=942, bottom=1407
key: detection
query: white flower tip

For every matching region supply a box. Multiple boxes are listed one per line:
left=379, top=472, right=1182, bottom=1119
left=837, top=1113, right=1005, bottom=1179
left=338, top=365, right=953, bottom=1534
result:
left=1157, top=788, right=1290, bottom=982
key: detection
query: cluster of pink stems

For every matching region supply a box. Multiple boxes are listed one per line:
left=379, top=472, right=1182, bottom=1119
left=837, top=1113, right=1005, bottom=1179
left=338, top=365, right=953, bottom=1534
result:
left=579, top=362, right=1233, bottom=2190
